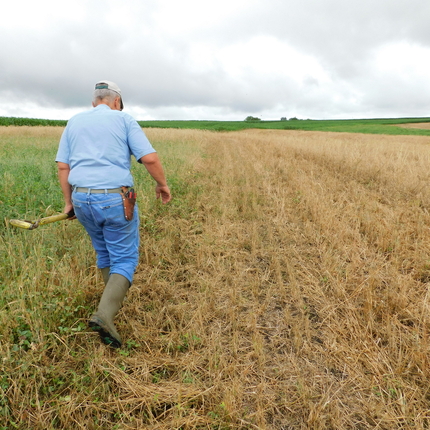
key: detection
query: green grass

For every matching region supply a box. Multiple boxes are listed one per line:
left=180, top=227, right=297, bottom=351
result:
left=0, top=137, right=63, bottom=224
left=2, top=115, right=430, bottom=135
left=0, top=128, right=204, bottom=429
left=0, top=117, right=67, bottom=126
left=137, top=117, right=430, bottom=135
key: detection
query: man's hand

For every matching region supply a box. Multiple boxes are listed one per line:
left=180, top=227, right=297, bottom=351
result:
left=156, top=185, right=171, bottom=204
left=58, top=162, right=76, bottom=219
left=140, top=153, right=172, bottom=204
left=63, top=203, right=76, bottom=220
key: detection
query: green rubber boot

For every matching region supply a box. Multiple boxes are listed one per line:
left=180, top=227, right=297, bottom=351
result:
left=89, top=274, right=130, bottom=348
left=100, top=267, right=110, bottom=286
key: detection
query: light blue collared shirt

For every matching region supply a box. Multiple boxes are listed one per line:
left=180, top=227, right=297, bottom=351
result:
left=55, top=104, right=155, bottom=188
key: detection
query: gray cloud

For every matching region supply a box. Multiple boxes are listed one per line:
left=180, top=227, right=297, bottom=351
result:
left=1, top=0, right=430, bottom=120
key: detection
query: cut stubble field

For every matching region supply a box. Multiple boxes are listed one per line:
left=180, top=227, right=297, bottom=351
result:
left=2, top=126, right=430, bottom=429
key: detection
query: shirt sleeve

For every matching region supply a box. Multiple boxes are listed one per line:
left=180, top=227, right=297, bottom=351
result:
left=125, top=116, right=156, bottom=163
left=55, top=125, right=70, bottom=164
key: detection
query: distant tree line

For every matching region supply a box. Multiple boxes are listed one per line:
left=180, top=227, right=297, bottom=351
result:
left=244, top=116, right=262, bottom=122
left=245, top=116, right=300, bottom=122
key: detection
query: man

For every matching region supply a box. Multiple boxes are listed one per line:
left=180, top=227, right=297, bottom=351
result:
left=56, top=80, right=171, bottom=348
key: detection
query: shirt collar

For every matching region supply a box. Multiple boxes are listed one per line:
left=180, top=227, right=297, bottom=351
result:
left=94, top=104, right=111, bottom=110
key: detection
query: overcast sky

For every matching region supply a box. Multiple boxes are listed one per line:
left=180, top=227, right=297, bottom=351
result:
left=1, top=0, right=430, bottom=121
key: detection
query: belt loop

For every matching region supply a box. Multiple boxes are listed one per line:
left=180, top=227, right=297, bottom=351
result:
left=87, top=188, right=91, bottom=195
left=104, top=189, right=108, bottom=195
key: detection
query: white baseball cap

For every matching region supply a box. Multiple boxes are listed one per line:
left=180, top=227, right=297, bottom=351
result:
left=95, top=80, right=124, bottom=110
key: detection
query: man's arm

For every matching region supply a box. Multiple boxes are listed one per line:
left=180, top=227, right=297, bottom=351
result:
left=57, top=162, right=75, bottom=215
left=139, top=153, right=171, bottom=204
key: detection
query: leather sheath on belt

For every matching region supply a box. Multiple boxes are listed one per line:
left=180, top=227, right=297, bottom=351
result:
left=121, top=187, right=136, bottom=221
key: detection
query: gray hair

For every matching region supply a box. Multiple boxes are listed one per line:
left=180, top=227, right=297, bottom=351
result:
left=93, top=88, right=119, bottom=104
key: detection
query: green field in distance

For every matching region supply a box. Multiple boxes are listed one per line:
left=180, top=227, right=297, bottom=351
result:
left=2, top=115, right=430, bottom=135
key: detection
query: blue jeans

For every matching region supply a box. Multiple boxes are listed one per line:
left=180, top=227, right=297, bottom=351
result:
left=72, top=191, right=139, bottom=284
